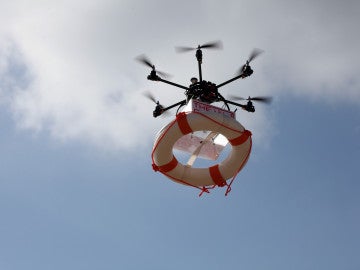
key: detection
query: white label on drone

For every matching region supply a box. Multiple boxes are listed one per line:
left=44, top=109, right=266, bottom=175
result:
left=192, top=100, right=235, bottom=118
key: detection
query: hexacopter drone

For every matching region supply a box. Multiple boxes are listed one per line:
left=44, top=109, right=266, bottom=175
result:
left=137, top=40, right=271, bottom=117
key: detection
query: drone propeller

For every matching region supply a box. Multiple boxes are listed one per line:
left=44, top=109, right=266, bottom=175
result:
left=238, top=48, right=264, bottom=74
left=228, top=95, right=272, bottom=104
left=175, top=40, right=223, bottom=53
left=143, top=91, right=158, bottom=104
left=248, top=48, right=264, bottom=63
left=135, top=54, right=172, bottom=79
left=143, top=91, right=170, bottom=116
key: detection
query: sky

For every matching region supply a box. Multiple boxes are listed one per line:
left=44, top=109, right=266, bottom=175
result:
left=0, top=0, right=359, bottom=269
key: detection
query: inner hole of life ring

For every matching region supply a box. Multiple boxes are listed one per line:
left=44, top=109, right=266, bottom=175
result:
left=172, top=130, right=231, bottom=168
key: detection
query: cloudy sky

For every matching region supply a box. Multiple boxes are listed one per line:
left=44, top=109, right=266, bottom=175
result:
left=0, top=0, right=359, bottom=269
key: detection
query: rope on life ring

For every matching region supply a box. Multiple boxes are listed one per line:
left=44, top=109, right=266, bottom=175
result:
left=151, top=111, right=252, bottom=196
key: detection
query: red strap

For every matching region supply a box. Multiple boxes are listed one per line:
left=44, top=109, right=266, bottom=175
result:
left=229, top=130, right=252, bottom=146
left=176, top=112, right=193, bottom=135
left=153, top=156, right=178, bottom=173
left=209, top=165, right=226, bottom=187
left=198, top=187, right=210, bottom=197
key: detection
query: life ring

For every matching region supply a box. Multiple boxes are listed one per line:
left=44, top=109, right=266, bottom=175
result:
left=151, top=111, right=252, bottom=192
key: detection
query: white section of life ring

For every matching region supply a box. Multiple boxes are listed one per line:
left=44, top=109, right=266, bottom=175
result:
left=152, top=111, right=252, bottom=187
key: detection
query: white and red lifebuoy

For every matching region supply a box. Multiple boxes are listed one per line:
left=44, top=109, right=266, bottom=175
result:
left=151, top=111, right=252, bottom=195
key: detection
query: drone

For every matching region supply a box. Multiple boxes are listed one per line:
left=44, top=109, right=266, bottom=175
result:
left=137, top=40, right=272, bottom=118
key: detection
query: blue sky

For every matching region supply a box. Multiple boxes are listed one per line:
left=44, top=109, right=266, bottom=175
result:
left=1, top=93, right=359, bottom=270
left=1, top=1, right=360, bottom=269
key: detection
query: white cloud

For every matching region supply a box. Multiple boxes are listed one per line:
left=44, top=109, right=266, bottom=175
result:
left=0, top=0, right=359, bottom=151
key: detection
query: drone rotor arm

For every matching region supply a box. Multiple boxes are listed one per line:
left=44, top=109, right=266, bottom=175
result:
left=216, top=73, right=246, bottom=89
left=223, top=99, right=248, bottom=110
left=153, top=99, right=187, bottom=118
left=157, top=77, right=190, bottom=91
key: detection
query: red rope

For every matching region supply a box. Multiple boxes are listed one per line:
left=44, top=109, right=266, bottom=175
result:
left=198, top=185, right=217, bottom=197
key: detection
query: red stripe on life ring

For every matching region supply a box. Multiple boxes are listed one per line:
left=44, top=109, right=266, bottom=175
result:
left=229, top=130, right=252, bottom=146
left=209, top=165, right=226, bottom=187
left=155, top=156, right=178, bottom=173
left=176, top=112, right=193, bottom=135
